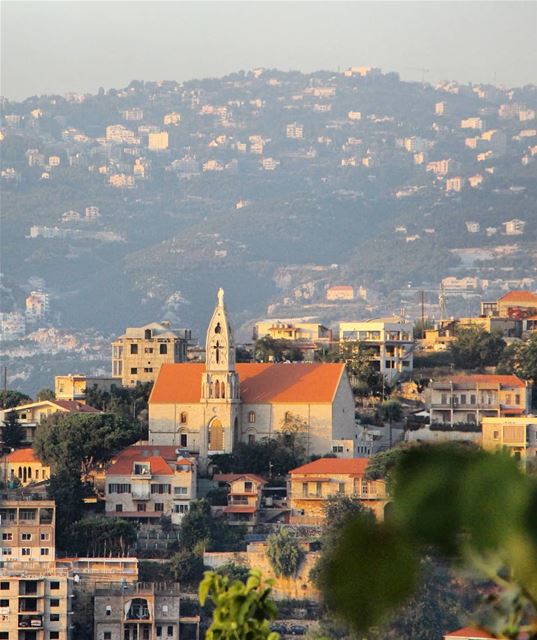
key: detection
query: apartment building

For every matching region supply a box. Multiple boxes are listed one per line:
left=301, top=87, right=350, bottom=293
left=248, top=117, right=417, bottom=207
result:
left=429, top=375, right=531, bottom=426
left=25, top=291, right=49, bottom=323
left=0, top=567, right=72, bottom=640
left=286, top=123, right=304, bottom=139
left=481, top=290, right=537, bottom=319
left=481, top=416, right=537, bottom=464
left=339, top=317, right=414, bottom=382
left=213, top=474, right=266, bottom=529
left=288, top=458, right=387, bottom=524
left=0, top=496, right=55, bottom=563
left=111, top=322, right=191, bottom=387
left=0, top=400, right=100, bottom=447
left=54, top=375, right=120, bottom=402
left=253, top=320, right=332, bottom=345
left=94, top=581, right=182, bottom=640
left=0, top=449, right=50, bottom=487
left=104, top=445, right=197, bottom=525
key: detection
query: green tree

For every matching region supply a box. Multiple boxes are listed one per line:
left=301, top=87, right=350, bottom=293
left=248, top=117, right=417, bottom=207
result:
left=2, top=410, right=25, bottom=449
left=62, top=516, right=137, bottom=556
left=47, top=469, right=87, bottom=541
left=255, top=337, right=303, bottom=363
left=178, top=499, right=246, bottom=553
left=199, top=570, right=279, bottom=640
left=217, top=561, right=250, bottom=583
left=318, top=445, right=537, bottom=638
left=34, top=412, right=140, bottom=477
left=332, top=342, right=387, bottom=400
left=378, top=400, right=404, bottom=448
left=169, top=550, right=205, bottom=586
left=266, top=528, right=303, bottom=578
left=449, top=327, right=506, bottom=370
left=36, top=388, right=55, bottom=401
left=85, top=381, right=153, bottom=429
left=497, top=334, right=537, bottom=384
left=0, top=390, right=32, bottom=409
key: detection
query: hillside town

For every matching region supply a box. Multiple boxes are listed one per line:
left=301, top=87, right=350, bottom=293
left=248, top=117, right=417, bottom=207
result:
left=1, top=284, right=537, bottom=640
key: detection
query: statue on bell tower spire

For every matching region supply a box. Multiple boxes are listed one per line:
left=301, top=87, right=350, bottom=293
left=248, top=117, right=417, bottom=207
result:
left=217, top=287, right=225, bottom=307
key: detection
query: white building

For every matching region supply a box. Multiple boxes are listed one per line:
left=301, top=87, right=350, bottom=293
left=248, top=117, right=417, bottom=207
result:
left=339, top=317, right=414, bottom=383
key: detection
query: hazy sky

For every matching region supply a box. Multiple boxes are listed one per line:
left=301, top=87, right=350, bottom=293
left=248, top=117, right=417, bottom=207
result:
left=2, top=1, right=536, bottom=101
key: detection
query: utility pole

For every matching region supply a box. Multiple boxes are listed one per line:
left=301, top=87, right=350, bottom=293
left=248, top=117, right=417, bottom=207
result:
left=421, top=290, right=425, bottom=336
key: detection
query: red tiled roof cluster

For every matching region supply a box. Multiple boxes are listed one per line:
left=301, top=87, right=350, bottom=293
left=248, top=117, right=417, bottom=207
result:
left=107, top=445, right=181, bottom=476
left=290, top=458, right=369, bottom=476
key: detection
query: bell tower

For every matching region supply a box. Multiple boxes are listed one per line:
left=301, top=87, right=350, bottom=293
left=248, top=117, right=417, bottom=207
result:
left=201, top=288, right=240, bottom=454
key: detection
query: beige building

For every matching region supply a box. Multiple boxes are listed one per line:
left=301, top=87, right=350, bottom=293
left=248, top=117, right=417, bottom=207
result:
left=54, top=375, right=120, bottom=401
left=253, top=320, right=332, bottom=345
left=149, top=289, right=356, bottom=457
left=105, top=445, right=197, bottom=525
left=148, top=132, right=169, bottom=151
left=0, top=496, right=56, bottom=563
left=94, top=582, right=183, bottom=640
left=326, top=285, right=354, bottom=301
left=481, top=416, right=537, bottom=464
left=429, top=374, right=531, bottom=426
left=111, top=322, right=190, bottom=387
left=0, top=400, right=100, bottom=447
left=0, top=567, right=72, bottom=640
left=213, top=473, right=266, bottom=529
left=288, top=458, right=388, bottom=524
left=0, top=449, right=50, bottom=487
left=339, top=317, right=414, bottom=383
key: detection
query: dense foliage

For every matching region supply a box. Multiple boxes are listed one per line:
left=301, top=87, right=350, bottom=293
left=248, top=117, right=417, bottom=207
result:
left=0, top=390, right=32, bottom=409
left=199, top=570, right=279, bottom=640
left=449, top=327, right=506, bottom=370
left=318, top=445, right=537, bottom=638
left=2, top=410, right=25, bottom=450
left=178, top=499, right=246, bottom=553
left=497, top=333, right=537, bottom=384
left=266, top=528, right=303, bottom=578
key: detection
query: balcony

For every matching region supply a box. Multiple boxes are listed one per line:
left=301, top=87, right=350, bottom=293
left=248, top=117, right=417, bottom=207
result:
left=131, top=489, right=151, bottom=501
left=18, top=614, right=43, bottom=629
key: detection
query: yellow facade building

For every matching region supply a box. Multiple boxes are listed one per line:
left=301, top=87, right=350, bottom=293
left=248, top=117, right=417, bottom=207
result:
left=148, top=131, right=169, bottom=151
left=0, top=448, right=51, bottom=487
left=482, top=416, right=537, bottom=464
left=288, top=458, right=388, bottom=524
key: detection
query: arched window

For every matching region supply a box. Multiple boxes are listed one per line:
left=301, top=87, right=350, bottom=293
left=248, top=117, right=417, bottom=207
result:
left=180, top=412, right=188, bottom=425
left=215, top=380, right=220, bottom=399
left=18, top=466, right=22, bottom=479
left=221, top=382, right=225, bottom=399
left=28, top=467, right=32, bottom=479
left=248, top=411, right=256, bottom=424
left=285, top=411, right=292, bottom=422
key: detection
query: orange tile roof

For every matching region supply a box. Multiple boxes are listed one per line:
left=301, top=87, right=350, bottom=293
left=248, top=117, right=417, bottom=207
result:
left=0, top=448, right=44, bottom=464
left=51, top=400, right=101, bottom=413
left=498, top=290, right=537, bottom=303
left=107, top=445, right=180, bottom=476
left=150, top=363, right=345, bottom=405
left=445, top=627, right=495, bottom=639
left=446, top=374, right=526, bottom=388
left=290, top=458, right=369, bottom=476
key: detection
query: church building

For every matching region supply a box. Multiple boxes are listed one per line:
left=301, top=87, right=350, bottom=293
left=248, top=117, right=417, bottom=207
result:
left=148, top=289, right=357, bottom=457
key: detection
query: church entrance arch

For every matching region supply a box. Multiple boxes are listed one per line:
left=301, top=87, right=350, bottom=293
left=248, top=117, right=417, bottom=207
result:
left=208, top=418, right=224, bottom=451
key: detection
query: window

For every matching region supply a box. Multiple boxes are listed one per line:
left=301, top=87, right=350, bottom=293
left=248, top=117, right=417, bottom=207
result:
left=173, top=504, right=189, bottom=514
left=130, top=368, right=138, bottom=375
left=0, top=599, right=8, bottom=607
left=40, top=548, right=49, bottom=556
left=160, top=344, right=168, bottom=355
left=104, top=634, right=112, bottom=640
left=248, top=411, right=256, bottom=423
left=21, top=533, right=32, bottom=541
left=332, top=445, right=343, bottom=453
left=244, top=481, right=253, bottom=493
left=1, top=533, right=12, bottom=541
left=248, top=434, right=255, bottom=445
left=50, top=614, right=60, bottom=622
left=154, top=503, right=164, bottom=512
left=131, top=344, right=138, bottom=354
left=151, top=484, right=171, bottom=494
left=144, top=368, right=153, bottom=373
left=470, top=394, right=476, bottom=405
left=493, top=431, right=500, bottom=439
left=1, top=548, right=12, bottom=556
left=0, top=632, right=8, bottom=640
left=115, top=504, right=123, bottom=512
left=460, top=394, right=466, bottom=405
left=144, top=347, right=154, bottom=353
left=515, top=394, right=521, bottom=405
left=174, top=487, right=188, bottom=495
left=441, top=393, right=448, bottom=405
left=338, top=482, right=345, bottom=494
left=137, top=504, right=146, bottom=512
left=50, top=631, right=60, bottom=639
left=50, top=582, right=60, bottom=590
left=168, top=627, right=174, bottom=637
left=180, top=412, right=188, bottom=424
left=180, top=433, right=188, bottom=447
left=51, top=598, right=60, bottom=607
left=302, top=482, right=308, bottom=497
left=22, top=548, right=31, bottom=556
left=506, top=394, right=512, bottom=405
left=106, top=605, right=111, bottom=616
left=157, top=628, right=162, bottom=638
left=162, top=605, right=169, bottom=614
left=0, top=582, right=9, bottom=590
